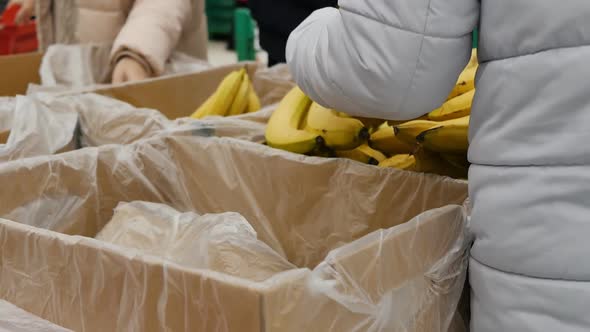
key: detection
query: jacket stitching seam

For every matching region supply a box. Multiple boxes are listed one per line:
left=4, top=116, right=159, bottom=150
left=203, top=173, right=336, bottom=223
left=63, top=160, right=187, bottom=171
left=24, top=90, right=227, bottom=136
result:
left=471, top=256, right=590, bottom=282
left=480, top=43, right=590, bottom=64
left=397, top=1, right=433, bottom=113
left=338, top=5, right=463, bottom=40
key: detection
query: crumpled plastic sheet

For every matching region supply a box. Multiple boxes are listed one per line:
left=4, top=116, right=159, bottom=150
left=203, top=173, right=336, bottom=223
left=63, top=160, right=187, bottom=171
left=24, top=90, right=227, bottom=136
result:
left=0, top=92, right=274, bottom=162
left=0, top=134, right=469, bottom=331
left=96, top=201, right=296, bottom=282
left=0, top=96, right=78, bottom=162
left=39, top=43, right=211, bottom=88
left=0, top=300, right=72, bottom=332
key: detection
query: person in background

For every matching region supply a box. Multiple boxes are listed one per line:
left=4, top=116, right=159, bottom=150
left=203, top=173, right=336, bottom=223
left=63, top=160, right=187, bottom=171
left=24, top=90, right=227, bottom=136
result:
left=3, top=0, right=208, bottom=83
left=287, top=1, right=590, bottom=332
left=248, top=0, right=336, bottom=66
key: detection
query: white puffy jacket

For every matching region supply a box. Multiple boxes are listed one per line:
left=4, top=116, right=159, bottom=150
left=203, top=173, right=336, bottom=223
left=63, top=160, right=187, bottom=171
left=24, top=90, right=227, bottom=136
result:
left=287, top=1, right=590, bottom=331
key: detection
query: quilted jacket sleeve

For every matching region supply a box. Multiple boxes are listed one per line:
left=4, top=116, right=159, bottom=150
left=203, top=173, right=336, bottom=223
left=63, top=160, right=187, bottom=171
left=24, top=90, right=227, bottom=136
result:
left=286, top=0, right=479, bottom=120
left=111, top=0, right=192, bottom=76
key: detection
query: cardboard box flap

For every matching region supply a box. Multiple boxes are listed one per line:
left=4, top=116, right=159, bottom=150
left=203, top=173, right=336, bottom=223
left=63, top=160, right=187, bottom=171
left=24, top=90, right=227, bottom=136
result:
left=0, top=52, right=42, bottom=96
left=259, top=206, right=468, bottom=332
left=0, top=218, right=263, bottom=332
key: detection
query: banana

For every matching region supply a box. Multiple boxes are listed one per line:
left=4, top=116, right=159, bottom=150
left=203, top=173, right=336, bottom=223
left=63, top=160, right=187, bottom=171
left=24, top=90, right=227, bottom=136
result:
left=428, top=89, right=475, bottom=121
left=379, top=154, right=417, bottom=170
left=416, top=116, right=470, bottom=153
left=191, top=69, right=245, bottom=119
left=467, top=48, right=478, bottom=70
left=369, top=122, right=415, bottom=155
left=394, top=120, right=442, bottom=145
left=336, top=144, right=386, bottom=165
left=447, top=63, right=477, bottom=100
left=387, top=114, right=429, bottom=127
left=304, top=103, right=369, bottom=150
left=190, top=93, right=215, bottom=119
left=355, top=117, right=386, bottom=131
left=412, top=149, right=469, bottom=179
left=247, top=82, right=261, bottom=113
left=228, top=72, right=250, bottom=115
left=265, top=86, right=321, bottom=154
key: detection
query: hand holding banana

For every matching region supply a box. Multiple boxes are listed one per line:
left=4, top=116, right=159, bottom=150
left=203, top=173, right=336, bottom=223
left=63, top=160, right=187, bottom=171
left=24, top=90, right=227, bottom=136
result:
left=263, top=50, right=478, bottom=179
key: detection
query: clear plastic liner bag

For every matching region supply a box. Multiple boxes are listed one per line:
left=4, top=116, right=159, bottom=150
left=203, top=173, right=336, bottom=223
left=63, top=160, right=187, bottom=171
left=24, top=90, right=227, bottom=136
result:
left=0, top=134, right=469, bottom=331
left=0, top=96, right=78, bottom=162
left=0, top=92, right=272, bottom=161
left=0, top=300, right=73, bottom=332
left=97, top=201, right=296, bottom=282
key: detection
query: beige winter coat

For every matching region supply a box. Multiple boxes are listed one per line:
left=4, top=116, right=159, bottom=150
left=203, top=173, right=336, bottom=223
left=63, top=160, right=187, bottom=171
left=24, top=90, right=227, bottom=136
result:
left=36, top=0, right=208, bottom=75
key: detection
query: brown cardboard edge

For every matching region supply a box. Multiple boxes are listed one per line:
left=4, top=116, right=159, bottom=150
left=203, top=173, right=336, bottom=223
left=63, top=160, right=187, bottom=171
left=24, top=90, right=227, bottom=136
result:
left=0, top=52, right=43, bottom=96
left=89, top=62, right=258, bottom=120
left=0, top=217, right=265, bottom=332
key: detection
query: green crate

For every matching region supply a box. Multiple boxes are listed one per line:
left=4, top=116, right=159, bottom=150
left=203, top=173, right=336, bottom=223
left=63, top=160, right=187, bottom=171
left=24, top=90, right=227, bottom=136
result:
left=234, top=8, right=256, bottom=61
left=208, top=20, right=233, bottom=36
left=207, top=8, right=235, bottom=21
left=206, top=0, right=235, bottom=8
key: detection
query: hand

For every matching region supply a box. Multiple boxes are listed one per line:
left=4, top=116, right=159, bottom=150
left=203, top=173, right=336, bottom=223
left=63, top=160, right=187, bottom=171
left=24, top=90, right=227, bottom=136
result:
left=11, top=0, right=35, bottom=25
left=112, top=57, right=150, bottom=84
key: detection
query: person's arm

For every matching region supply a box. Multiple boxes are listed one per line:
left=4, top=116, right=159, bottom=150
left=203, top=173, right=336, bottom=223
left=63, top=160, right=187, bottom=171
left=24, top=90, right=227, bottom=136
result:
left=111, top=0, right=192, bottom=77
left=287, top=0, right=479, bottom=121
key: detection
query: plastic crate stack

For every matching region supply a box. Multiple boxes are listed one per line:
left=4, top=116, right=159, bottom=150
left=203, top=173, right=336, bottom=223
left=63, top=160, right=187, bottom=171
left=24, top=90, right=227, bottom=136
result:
left=0, top=4, right=38, bottom=55
left=206, top=0, right=236, bottom=38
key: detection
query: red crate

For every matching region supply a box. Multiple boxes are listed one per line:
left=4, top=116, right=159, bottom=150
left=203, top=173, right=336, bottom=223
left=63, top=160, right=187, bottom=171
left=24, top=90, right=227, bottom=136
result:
left=0, top=4, right=38, bottom=55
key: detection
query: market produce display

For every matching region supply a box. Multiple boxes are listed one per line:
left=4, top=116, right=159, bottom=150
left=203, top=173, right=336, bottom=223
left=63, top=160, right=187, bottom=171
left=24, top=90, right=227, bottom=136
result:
left=264, top=50, right=478, bottom=179
left=190, top=68, right=261, bottom=119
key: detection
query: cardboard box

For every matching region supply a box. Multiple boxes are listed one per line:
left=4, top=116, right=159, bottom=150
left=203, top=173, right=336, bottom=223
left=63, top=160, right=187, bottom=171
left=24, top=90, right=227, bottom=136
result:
left=0, top=52, right=42, bottom=96
left=0, top=135, right=469, bottom=331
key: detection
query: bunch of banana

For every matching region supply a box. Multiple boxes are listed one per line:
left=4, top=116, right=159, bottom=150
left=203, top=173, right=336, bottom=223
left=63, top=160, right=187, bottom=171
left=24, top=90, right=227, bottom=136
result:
left=305, top=103, right=369, bottom=150
left=191, top=68, right=261, bottom=119
left=393, top=115, right=470, bottom=151
left=336, top=144, right=386, bottom=165
left=265, top=86, right=370, bottom=155
left=369, top=122, right=415, bottom=155
left=417, top=115, right=469, bottom=153
left=378, top=148, right=469, bottom=179
left=265, top=86, right=322, bottom=154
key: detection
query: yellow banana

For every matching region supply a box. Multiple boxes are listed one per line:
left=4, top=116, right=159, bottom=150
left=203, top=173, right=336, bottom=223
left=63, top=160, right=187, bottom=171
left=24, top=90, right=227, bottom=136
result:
left=191, top=69, right=245, bottom=119
left=429, top=89, right=475, bottom=121
left=265, top=87, right=320, bottom=154
left=447, top=64, right=477, bottom=100
left=412, top=149, right=469, bottom=179
left=304, top=103, right=368, bottom=150
left=379, top=154, right=417, bottom=170
left=387, top=114, right=429, bottom=127
left=227, top=72, right=250, bottom=116
left=247, top=82, right=261, bottom=113
left=394, top=120, right=442, bottom=145
left=369, top=122, right=415, bottom=155
left=355, top=117, right=385, bottom=131
left=417, top=116, right=470, bottom=153
left=191, top=93, right=215, bottom=119
left=336, top=144, right=386, bottom=165
left=467, top=48, right=478, bottom=70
